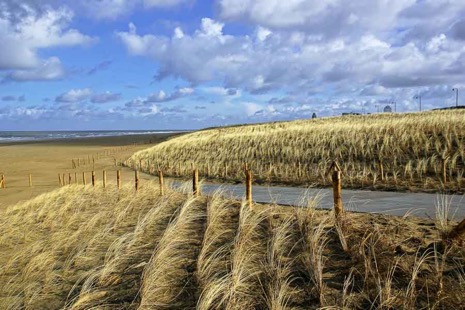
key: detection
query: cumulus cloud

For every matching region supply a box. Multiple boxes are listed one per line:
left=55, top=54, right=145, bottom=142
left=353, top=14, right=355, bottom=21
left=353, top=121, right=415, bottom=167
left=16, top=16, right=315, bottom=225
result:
left=91, top=91, right=122, bottom=103
left=0, top=3, right=95, bottom=81
left=4, top=57, right=66, bottom=82
left=218, top=0, right=414, bottom=37
left=56, top=88, right=92, bottom=103
left=125, top=87, right=194, bottom=108
left=117, top=5, right=465, bottom=111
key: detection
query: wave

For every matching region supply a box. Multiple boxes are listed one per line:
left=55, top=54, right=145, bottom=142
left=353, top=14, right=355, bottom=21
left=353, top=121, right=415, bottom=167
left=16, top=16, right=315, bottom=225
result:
left=0, top=130, right=186, bottom=143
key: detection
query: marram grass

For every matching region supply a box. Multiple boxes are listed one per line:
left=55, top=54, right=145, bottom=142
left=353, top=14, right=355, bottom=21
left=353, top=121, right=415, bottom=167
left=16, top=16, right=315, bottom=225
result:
left=0, top=183, right=464, bottom=309
left=128, top=110, right=465, bottom=193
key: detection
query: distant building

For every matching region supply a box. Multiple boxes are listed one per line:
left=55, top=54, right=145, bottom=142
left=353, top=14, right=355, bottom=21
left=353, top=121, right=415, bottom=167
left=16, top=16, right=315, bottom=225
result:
left=383, top=105, right=392, bottom=113
left=312, top=113, right=317, bottom=119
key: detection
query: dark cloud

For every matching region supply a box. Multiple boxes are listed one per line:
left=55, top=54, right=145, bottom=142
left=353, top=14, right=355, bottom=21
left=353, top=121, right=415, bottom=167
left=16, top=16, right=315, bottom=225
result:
left=87, top=60, right=113, bottom=75
left=1, top=95, right=16, bottom=101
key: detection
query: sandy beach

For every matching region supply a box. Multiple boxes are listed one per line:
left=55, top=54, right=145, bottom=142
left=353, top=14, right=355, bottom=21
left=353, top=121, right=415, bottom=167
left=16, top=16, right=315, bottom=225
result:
left=0, top=132, right=182, bottom=209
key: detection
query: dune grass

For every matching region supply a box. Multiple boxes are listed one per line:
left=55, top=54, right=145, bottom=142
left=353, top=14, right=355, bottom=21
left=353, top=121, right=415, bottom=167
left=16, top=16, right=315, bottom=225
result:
left=127, top=110, right=465, bottom=193
left=0, top=183, right=464, bottom=309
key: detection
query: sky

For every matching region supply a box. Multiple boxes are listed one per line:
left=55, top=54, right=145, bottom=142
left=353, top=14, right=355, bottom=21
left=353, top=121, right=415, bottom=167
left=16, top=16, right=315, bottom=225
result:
left=0, top=0, right=464, bottom=130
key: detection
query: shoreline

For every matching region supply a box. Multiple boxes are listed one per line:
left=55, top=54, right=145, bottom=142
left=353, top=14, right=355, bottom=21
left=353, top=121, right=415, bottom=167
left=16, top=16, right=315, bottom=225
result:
left=0, top=132, right=183, bottom=208
left=0, top=131, right=187, bottom=147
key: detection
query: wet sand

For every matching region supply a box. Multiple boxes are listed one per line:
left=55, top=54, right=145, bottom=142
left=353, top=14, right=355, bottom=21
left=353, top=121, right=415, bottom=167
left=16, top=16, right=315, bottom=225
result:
left=0, top=133, right=183, bottom=209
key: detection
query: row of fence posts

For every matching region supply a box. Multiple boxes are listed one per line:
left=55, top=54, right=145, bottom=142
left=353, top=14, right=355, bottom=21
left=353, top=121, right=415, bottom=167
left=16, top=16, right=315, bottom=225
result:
left=0, top=174, right=33, bottom=188
left=3, top=159, right=464, bottom=241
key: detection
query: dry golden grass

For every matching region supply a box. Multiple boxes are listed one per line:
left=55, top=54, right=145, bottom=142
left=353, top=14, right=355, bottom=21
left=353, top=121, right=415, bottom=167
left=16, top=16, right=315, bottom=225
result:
left=1, top=183, right=464, bottom=309
left=128, top=110, right=465, bottom=193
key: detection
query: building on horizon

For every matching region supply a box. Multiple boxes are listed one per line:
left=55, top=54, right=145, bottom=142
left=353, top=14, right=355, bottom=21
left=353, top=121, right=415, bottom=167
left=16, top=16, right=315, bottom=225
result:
left=383, top=105, right=392, bottom=113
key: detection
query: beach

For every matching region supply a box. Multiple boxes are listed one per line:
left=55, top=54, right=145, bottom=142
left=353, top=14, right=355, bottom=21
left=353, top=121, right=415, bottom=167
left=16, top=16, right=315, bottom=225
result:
left=0, top=132, right=183, bottom=209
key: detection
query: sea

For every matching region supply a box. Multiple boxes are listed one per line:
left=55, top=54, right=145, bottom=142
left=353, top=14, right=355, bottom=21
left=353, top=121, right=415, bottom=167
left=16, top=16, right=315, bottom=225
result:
left=0, top=130, right=185, bottom=144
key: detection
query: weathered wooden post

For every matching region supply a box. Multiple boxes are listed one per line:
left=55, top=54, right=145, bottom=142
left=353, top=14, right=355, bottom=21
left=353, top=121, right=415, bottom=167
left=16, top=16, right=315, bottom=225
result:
left=135, top=170, right=140, bottom=191
left=83, top=172, right=87, bottom=185
left=159, top=169, right=164, bottom=196
left=68, top=173, right=72, bottom=185
left=378, top=160, right=384, bottom=181
left=1, top=174, right=5, bottom=188
left=74, top=172, right=77, bottom=184
left=29, top=174, right=32, bottom=187
left=58, top=173, right=62, bottom=186
left=245, top=168, right=253, bottom=208
left=327, top=161, right=343, bottom=219
left=117, top=170, right=121, bottom=189
left=103, top=170, right=107, bottom=188
left=92, top=171, right=96, bottom=187
left=442, top=157, right=448, bottom=185
left=193, top=168, right=199, bottom=197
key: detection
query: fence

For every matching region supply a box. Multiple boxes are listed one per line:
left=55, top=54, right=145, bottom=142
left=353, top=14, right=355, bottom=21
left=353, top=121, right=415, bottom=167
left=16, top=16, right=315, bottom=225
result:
left=1, top=160, right=464, bottom=241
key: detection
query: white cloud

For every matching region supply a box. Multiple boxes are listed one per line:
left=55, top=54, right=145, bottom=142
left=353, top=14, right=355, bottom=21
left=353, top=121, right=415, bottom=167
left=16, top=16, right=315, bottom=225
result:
left=218, top=0, right=414, bottom=36
left=5, top=57, right=66, bottom=81
left=117, top=7, right=465, bottom=106
left=91, top=91, right=122, bottom=103
left=56, top=88, right=93, bottom=103
left=0, top=4, right=95, bottom=80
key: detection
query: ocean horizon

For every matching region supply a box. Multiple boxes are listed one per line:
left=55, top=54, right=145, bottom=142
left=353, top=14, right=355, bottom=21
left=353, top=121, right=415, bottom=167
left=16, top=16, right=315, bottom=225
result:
left=0, top=130, right=187, bottom=143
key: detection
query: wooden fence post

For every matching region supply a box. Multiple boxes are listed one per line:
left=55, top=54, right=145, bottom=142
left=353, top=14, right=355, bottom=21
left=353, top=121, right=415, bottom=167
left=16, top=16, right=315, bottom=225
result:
left=68, top=173, right=72, bottom=185
left=29, top=174, right=32, bottom=187
left=1, top=174, right=5, bottom=188
left=159, top=169, right=164, bottom=196
left=74, top=172, right=77, bottom=184
left=58, top=173, right=62, bottom=186
left=193, top=168, right=199, bottom=197
left=83, top=172, right=87, bottom=185
left=103, top=170, right=107, bottom=188
left=245, top=168, right=252, bottom=208
left=378, top=160, right=384, bottom=181
left=117, top=170, right=121, bottom=189
left=135, top=170, right=139, bottom=191
left=327, top=161, right=343, bottom=219
left=442, top=157, right=448, bottom=185
left=92, top=171, right=95, bottom=187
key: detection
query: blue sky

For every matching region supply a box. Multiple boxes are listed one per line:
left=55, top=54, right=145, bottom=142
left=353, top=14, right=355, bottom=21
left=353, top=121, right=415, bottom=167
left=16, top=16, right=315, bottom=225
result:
left=0, top=0, right=464, bottom=130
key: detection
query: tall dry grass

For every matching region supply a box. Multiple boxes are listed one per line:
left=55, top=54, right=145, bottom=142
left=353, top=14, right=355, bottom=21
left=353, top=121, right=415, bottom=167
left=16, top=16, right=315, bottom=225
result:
left=1, top=182, right=464, bottom=309
left=128, top=110, right=465, bottom=193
